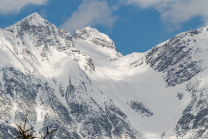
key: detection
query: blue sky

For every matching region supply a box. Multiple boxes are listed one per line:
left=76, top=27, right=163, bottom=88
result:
left=0, top=0, right=207, bottom=55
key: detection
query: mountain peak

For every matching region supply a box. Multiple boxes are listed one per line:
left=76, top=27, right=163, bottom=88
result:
left=83, top=25, right=99, bottom=33
left=6, top=12, right=47, bottom=30
left=73, top=26, right=118, bottom=51
left=24, top=12, right=42, bottom=19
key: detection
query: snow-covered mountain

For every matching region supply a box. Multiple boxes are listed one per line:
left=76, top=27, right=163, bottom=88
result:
left=0, top=12, right=208, bottom=139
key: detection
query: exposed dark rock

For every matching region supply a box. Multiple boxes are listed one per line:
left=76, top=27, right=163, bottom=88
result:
left=127, top=100, right=153, bottom=117
left=59, top=83, right=64, bottom=97
left=176, top=93, right=184, bottom=100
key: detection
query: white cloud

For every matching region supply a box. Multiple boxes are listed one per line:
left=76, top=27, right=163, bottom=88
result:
left=161, top=0, right=208, bottom=28
left=40, top=9, right=47, bottom=18
left=119, top=0, right=208, bottom=30
left=0, top=0, right=48, bottom=14
left=59, top=0, right=117, bottom=34
left=121, top=0, right=170, bottom=9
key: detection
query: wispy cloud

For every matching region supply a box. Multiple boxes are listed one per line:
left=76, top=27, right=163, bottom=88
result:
left=0, top=0, right=48, bottom=14
left=118, top=0, right=208, bottom=30
left=40, top=9, right=47, bottom=18
left=59, top=0, right=117, bottom=34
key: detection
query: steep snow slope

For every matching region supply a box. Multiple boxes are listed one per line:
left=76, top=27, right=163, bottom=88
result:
left=73, top=26, right=208, bottom=139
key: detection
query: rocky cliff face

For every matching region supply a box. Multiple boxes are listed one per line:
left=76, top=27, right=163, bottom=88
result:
left=146, top=28, right=207, bottom=87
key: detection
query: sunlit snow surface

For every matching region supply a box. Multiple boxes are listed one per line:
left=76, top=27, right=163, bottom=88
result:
left=74, top=39, right=191, bottom=139
left=1, top=12, right=208, bottom=139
